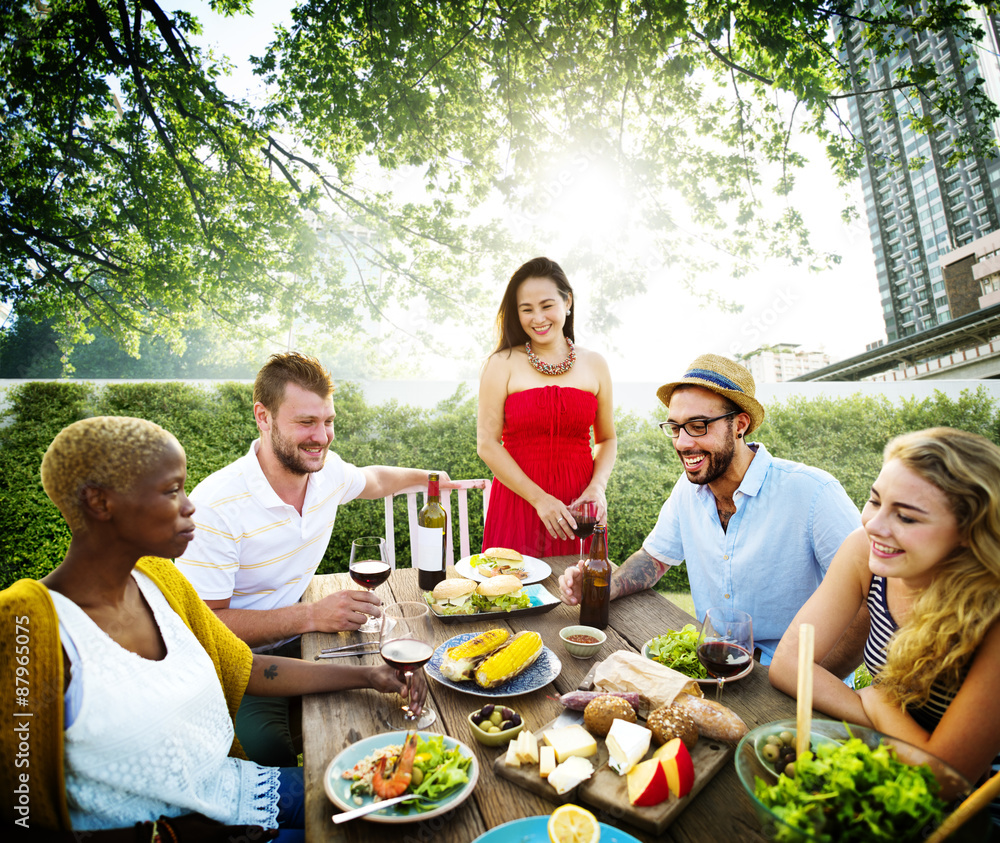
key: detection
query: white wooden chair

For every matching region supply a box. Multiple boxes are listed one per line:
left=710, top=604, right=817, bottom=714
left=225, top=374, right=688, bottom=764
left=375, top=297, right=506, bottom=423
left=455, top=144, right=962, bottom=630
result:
left=383, top=479, right=492, bottom=569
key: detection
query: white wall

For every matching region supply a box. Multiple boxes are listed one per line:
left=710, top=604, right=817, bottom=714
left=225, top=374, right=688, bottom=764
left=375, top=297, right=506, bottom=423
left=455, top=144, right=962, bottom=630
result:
left=4, top=378, right=1000, bottom=418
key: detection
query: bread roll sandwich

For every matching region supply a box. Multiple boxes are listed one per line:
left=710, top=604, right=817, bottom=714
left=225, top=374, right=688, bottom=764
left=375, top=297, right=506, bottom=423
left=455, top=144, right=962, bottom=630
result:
left=472, top=574, right=531, bottom=613
left=424, top=578, right=478, bottom=615
left=473, top=547, right=527, bottom=579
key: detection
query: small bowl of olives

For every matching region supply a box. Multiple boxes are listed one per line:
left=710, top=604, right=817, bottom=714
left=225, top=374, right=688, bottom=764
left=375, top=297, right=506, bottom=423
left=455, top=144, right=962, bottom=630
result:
left=755, top=727, right=840, bottom=778
left=467, top=704, right=523, bottom=747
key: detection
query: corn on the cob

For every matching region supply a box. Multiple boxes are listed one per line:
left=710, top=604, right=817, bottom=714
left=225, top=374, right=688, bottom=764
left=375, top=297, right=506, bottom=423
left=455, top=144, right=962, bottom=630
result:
left=474, top=630, right=543, bottom=688
left=447, top=628, right=510, bottom=660
left=440, top=628, right=510, bottom=681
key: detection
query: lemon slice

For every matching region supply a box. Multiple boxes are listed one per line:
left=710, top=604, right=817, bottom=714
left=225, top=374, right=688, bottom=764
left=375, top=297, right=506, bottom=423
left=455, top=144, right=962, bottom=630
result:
left=547, top=804, right=601, bottom=843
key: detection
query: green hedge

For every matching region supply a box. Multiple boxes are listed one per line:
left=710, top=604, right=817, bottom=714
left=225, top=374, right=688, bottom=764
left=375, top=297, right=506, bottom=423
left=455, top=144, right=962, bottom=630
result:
left=2, top=381, right=999, bottom=593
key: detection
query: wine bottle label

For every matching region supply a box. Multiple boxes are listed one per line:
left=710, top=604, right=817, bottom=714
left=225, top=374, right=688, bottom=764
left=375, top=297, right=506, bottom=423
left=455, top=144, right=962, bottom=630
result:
left=415, top=524, right=445, bottom=572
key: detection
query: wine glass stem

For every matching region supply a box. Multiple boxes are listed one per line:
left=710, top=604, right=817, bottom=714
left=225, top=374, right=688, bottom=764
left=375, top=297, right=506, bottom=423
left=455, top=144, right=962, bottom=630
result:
left=716, top=677, right=724, bottom=701
left=403, top=670, right=415, bottom=722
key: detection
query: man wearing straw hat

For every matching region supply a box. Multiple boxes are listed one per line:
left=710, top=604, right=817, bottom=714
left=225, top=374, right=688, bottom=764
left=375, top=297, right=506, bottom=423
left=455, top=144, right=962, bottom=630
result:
left=560, top=353, right=864, bottom=666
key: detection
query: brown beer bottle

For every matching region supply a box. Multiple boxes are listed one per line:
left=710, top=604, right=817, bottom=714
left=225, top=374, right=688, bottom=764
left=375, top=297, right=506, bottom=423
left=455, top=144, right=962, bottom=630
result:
left=579, top=524, right=611, bottom=629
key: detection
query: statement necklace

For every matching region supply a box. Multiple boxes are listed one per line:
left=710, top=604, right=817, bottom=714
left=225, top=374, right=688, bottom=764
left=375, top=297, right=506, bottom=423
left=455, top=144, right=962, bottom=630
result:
left=525, top=337, right=576, bottom=376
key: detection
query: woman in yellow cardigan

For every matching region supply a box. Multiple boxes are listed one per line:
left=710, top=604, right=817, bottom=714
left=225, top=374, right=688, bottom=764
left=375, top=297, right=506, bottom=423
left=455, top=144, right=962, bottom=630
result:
left=1, top=417, right=424, bottom=840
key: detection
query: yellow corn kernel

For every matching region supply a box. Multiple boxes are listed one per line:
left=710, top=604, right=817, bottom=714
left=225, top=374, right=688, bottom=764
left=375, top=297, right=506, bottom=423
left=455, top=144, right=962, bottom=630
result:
left=446, top=628, right=510, bottom=661
left=474, top=631, right=543, bottom=688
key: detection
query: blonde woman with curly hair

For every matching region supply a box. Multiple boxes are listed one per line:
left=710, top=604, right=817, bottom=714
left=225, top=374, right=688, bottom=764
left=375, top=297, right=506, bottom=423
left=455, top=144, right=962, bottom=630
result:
left=770, top=427, right=1000, bottom=807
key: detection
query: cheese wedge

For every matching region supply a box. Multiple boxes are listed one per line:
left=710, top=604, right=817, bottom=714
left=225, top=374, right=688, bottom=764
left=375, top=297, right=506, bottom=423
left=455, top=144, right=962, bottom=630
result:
left=547, top=755, right=594, bottom=795
left=504, top=740, right=521, bottom=767
left=606, top=718, right=652, bottom=776
left=538, top=745, right=556, bottom=778
left=543, top=724, right=598, bottom=763
left=515, top=729, right=539, bottom=764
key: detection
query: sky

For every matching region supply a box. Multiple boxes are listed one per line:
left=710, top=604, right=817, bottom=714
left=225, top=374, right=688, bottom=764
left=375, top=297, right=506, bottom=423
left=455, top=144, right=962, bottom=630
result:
left=176, top=1, right=888, bottom=382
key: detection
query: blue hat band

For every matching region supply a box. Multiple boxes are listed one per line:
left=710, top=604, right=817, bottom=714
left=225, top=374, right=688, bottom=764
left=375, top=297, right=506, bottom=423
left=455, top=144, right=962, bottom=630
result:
left=685, top=368, right=746, bottom=395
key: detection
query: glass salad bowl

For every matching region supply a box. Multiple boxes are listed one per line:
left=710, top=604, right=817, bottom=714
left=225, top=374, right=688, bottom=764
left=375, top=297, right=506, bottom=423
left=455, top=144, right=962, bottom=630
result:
left=734, top=719, right=989, bottom=843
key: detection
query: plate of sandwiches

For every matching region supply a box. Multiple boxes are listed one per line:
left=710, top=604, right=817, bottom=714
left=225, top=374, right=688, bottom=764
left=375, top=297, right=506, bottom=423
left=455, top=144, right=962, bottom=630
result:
left=456, top=548, right=552, bottom=585
left=424, top=575, right=562, bottom=623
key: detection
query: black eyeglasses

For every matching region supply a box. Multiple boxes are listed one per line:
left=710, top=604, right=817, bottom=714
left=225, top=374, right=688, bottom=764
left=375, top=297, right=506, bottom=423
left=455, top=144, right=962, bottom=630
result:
left=658, top=411, right=738, bottom=438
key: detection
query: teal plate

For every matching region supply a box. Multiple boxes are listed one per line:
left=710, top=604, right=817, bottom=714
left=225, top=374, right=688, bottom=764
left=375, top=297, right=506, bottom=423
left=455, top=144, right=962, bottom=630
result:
left=429, top=583, right=562, bottom=623
left=472, top=815, right=642, bottom=842
left=324, top=731, right=479, bottom=823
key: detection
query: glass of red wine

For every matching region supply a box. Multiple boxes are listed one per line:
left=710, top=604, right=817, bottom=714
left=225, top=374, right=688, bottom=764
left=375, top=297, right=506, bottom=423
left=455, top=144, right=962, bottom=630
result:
left=349, top=537, right=392, bottom=634
left=379, top=602, right=436, bottom=729
left=697, top=607, right=753, bottom=701
left=569, top=500, right=598, bottom=560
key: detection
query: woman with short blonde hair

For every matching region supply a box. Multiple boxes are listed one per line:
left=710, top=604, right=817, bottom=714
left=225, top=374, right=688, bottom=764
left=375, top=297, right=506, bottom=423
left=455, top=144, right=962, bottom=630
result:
left=1, top=416, right=423, bottom=838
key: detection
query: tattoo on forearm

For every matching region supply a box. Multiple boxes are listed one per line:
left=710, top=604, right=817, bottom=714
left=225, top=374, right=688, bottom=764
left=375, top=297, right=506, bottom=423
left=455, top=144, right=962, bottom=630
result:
left=263, top=663, right=278, bottom=680
left=612, top=550, right=662, bottom=598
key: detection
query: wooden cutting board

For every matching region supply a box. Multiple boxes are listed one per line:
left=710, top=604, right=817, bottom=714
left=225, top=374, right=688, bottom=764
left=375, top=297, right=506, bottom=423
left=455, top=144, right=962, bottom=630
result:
left=494, top=712, right=733, bottom=834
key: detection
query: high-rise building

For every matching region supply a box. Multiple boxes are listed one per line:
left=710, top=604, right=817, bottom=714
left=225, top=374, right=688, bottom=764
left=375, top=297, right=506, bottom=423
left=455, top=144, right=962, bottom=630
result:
left=743, top=344, right=832, bottom=383
left=839, top=5, right=1000, bottom=342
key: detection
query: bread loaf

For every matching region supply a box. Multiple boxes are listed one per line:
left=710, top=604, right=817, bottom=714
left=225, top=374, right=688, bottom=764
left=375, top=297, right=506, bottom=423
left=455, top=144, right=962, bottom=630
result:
left=672, top=693, right=748, bottom=743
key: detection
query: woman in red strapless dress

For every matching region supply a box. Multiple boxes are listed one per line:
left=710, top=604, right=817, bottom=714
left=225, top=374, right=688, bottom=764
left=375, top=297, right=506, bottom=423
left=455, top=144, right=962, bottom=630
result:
left=478, top=257, right=617, bottom=558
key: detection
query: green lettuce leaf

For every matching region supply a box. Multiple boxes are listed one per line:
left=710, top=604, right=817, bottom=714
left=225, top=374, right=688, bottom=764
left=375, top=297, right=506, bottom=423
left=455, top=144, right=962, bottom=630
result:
left=647, top=624, right=708, bottom=679
left=471, top=591, right=531, bottom=612
left=753, top=733, right=948, bottom=841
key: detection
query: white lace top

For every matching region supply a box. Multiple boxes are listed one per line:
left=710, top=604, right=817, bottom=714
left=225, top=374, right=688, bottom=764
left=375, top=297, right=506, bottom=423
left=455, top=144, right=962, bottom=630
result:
left=50, top=572, right=280, bottom=830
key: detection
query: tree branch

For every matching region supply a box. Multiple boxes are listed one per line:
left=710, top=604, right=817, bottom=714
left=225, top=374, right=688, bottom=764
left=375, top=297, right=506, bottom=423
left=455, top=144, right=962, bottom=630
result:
left=689, top=26, right=774, bottom=85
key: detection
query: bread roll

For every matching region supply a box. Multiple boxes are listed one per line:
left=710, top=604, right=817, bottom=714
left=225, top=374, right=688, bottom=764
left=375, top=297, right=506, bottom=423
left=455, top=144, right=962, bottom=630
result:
left=645, top=704, right=699, bottom=750
left=583, top=694, right=637, bottom=737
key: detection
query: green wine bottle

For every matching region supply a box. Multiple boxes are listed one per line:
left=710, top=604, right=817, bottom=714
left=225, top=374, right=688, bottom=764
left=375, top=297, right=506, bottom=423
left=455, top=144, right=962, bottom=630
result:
left=416, top=472, right=447, bottom=591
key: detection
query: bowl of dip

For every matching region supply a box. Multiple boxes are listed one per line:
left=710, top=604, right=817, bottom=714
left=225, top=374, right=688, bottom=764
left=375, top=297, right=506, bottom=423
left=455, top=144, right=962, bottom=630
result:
left=558, top=625, right=606, bottom=659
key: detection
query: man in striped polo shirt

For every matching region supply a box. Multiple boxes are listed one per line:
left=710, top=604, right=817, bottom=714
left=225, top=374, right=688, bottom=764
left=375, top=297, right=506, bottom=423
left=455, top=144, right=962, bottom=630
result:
left=177, top=352, right=449, bottom=766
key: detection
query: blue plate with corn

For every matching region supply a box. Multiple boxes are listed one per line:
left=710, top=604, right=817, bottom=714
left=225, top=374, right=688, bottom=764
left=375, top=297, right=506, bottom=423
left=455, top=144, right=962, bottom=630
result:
left=426, top=630, right=562, bottom=698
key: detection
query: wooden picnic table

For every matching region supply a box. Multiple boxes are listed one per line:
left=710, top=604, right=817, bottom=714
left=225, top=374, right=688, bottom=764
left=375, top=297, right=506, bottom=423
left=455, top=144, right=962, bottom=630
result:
left=300, top=555, right=797, bottom=842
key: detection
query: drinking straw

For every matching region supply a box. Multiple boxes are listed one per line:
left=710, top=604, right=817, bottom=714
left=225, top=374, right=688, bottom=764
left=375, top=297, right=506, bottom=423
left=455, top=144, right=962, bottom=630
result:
left=925, top=770, right=1000, bottom=843
left=795, top=623, right=814, bottom=760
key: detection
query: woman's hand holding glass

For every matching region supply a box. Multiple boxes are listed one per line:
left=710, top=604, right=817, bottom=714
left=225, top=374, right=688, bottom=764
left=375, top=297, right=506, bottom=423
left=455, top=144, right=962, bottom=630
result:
left=536, top=493, right=577, bottom=542
left=379, top=602, right=437, bottom=729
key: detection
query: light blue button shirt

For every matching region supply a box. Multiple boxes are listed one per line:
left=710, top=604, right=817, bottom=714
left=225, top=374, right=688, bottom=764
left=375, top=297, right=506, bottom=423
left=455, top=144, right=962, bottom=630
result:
left=643, top=442, right=861, bottom=661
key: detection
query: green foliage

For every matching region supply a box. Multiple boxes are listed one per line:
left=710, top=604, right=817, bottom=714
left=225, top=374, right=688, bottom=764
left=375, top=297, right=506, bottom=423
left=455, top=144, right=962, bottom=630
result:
left=854, top=663, right=873, bottom=690
left=755, top=386, right=1000, bottom=511
left=0, top=316, right=261, bottom=379
left=3, top=382, right=1000, bottom=599
left=1, top=0, right=495, bottom=369
left=0, top=380, right=493, bottom=587
left=0, top=382, right=95, bottom=583
left=3, top=1, right=994, bottom=362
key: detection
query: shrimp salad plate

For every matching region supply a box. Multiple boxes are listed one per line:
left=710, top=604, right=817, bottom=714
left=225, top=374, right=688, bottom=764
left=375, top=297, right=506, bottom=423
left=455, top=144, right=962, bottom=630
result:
left=325, top=731, right=479, bottom=823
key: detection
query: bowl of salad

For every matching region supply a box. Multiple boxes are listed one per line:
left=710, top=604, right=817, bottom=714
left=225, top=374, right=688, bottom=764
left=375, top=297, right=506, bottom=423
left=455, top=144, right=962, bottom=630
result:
left=735, top=719, right=988, bottom=842
left=642, top=624, right=753, bottom=685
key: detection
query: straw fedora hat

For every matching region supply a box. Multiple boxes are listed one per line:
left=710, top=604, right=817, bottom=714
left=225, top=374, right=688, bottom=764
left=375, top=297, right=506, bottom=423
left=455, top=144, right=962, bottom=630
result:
left=656, top=354, right=765, bottom=435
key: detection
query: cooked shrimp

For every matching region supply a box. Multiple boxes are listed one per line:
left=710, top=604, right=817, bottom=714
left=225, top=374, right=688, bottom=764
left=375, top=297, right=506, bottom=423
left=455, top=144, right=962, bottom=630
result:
left=372, top=732, right=418, bottom=799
